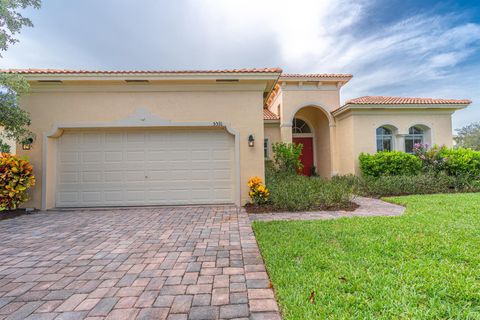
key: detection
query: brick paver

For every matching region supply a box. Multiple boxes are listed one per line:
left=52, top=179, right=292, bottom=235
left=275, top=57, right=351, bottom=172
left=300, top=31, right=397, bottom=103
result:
left=0, top=206, right=281, bottom=319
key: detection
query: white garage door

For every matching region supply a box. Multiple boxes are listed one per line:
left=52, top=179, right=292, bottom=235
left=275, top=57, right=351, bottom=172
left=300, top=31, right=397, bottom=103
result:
left=56, top=128, right=235, bottom=207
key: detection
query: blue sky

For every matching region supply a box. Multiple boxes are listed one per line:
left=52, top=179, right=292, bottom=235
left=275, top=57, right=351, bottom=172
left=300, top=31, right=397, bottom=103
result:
left=2, top=0, right=479, bottom=130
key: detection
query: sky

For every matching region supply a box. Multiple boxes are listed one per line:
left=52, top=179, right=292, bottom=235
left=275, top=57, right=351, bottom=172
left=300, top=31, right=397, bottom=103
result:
left=2, top=0, right=479, bottom=130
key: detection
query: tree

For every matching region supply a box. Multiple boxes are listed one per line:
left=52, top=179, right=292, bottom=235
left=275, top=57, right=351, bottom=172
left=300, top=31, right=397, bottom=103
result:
left=455, top=122, right=480, bottom=151
left=0, top=0, right=41, bottom=152
left=0, top=0, right=41, bottom=55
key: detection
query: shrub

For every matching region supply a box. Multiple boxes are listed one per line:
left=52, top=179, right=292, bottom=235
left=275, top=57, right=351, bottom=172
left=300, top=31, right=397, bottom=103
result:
left=413, top=143, right=449, bottom=173
left=247, top=176, right=270, bottom=205
left=266, top=171, right=353, bottom=211
left=0, top=153, right=36, bottom=211
left=438, top=148, right=480, bottom=179
left=359, top=151, right=422, bottom=177
left=271, top=142, right=303, bottom=174
left=354, top=172, right=480, bottom=198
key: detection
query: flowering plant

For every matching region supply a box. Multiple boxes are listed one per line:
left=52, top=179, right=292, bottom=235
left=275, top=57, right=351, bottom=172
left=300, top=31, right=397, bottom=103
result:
left=1, top=153, right=36, bottom=211
left=247, top=176, right=270, bottom=204
left=413, top=143, right=448, bottom=173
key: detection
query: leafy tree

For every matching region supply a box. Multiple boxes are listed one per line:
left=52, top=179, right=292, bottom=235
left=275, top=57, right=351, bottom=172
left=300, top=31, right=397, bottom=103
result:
left=1, top=0, right=41, bottom=54
left=455, top=122, right=480, bottom=151
left=0, top=0, right=41, bottom=152
left=272, top=142, right=304, bottom=174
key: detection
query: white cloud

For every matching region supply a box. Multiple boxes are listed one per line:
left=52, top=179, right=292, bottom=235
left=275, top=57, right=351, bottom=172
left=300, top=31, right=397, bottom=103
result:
left=1, top=0, right=479, bottom=128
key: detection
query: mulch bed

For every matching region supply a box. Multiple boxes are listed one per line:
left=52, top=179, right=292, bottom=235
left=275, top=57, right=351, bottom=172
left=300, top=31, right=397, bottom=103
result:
left=244, top=201, right=359, bottom=214
left=0, top=209, right=37, bottom=221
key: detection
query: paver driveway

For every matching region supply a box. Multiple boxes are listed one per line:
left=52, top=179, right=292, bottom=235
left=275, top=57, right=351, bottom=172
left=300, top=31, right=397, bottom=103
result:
left=0, top=206, right=280, bottom=320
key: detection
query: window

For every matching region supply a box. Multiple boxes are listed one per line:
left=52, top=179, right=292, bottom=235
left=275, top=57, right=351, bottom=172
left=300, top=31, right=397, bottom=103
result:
left=405, top=126, right=424, bottom=153
left=264, top=138, right=269, bottom=159
left=376, top=126, right=393, bottom=152
left=292, top=118, right=311, bottom=134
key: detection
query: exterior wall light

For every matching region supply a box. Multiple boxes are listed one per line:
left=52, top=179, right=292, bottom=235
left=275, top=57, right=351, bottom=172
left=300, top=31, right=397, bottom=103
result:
left=22, top=138, right=34, bottom=151
left=248, top=134, right=255, bottom=147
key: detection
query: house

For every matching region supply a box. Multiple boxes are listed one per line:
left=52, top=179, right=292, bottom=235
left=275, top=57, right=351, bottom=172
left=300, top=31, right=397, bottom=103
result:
left=5, top=68, right=471, bottom=210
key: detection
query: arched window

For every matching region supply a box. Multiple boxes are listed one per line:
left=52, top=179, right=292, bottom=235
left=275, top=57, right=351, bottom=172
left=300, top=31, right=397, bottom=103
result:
left=405, top=126, right=424, bottom=153
left=292, top=118, right=311, bottom=134
left=376, top=126, right=393, bottom=152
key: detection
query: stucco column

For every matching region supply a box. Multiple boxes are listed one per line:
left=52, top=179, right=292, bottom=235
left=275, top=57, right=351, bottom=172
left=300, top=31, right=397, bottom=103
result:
left=280, top=123, right=293, bottom=143
left=329, top=124, right=338, bottom=176
left=396, top=134, right=406, bottom=152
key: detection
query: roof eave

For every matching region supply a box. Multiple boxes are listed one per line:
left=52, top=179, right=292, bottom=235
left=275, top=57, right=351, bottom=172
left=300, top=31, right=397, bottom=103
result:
left=264, top=119, right=280, bottom=123
left=20, top=72, right=283, bottom=82
left=332, top=103, right=471, bottom=116
left=280, top=76, right=353, bottom=83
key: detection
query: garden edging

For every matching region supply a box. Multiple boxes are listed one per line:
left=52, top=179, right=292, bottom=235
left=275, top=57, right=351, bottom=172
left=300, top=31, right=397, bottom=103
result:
left=248, top=196, right=405, bottom=222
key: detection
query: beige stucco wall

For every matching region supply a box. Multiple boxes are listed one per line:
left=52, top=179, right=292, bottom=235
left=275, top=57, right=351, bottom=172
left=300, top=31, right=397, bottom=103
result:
left=280, top=86, right=340, bottom=119
left=333, top=113, right=354, bottom=175
left=264, top=123, right=281, bottom=159
left=18, top=83, right=266, bottom=209
left=335, top=109, right=455, bottom=174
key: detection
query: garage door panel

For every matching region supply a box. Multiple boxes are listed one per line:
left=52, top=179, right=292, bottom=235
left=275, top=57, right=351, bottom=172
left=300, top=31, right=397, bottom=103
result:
left=82, top=133, right=102, bottom=145
left=191, top=160, right=212, bottom=170
left=211, top=160, right=233, bottom=170
left=213, top=169, right=232, bottom=180
left=82, top=151, right=102, bottom=163
left=191, top=189, right=212, bottom=200
left=126, top=132, right=147, bottom=143
left=82, top=191, right=102, bottom=203
left=191, top=150, right=210, bottom=160
left=58, top=172, right=80, bottom=184
left=212, top=149, right=232, bottom=160
left=59, top=151, right=80, bottom=164
left=148, top=170, right=171, bottom=181
left=191, top=170, right=210, bottom=180
left=126, top=190, right=146, bottom=201
left=57, top=191, right=79, bottom=204
left=82, top=171, right=103, bottom=183
left=104, top=152, right=123, bottom=163
left=147, top=150, right=169, bottom=161
left=168, top=150, right=190, bottom=160
left=126, top=151, right=146, bottom=162
left=104, top=190, right=123, bottom=202
left=104, top=171, right=123, bottom=182
left=170, top=189, right=191, bottom=201
left=214, top=189, right=233, bottom=201
left=56, top=128, right=235, bottom=207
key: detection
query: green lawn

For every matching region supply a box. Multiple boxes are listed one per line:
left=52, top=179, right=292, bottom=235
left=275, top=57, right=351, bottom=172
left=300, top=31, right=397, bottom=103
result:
left=253, top=193, right=480, bottom=320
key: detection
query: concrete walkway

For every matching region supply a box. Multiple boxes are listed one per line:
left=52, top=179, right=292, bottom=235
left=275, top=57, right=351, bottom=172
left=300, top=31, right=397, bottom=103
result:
left=248, top=197, right=405, bottom=222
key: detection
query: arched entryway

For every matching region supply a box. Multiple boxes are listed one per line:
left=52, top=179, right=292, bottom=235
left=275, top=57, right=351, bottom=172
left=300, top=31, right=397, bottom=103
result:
left=292, top=106, right=332, bottom=177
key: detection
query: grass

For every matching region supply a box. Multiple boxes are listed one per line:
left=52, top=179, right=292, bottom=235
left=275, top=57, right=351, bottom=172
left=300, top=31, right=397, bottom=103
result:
left=252, top=193, right=480, bottom=319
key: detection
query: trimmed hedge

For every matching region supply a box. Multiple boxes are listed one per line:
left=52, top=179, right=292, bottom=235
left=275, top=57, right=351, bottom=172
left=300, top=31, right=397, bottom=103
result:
left=265, top=172, right=353, bottom=211
left=337, top=173, right=480, bottom=198
left=359, top=151, right=422, bottom=177
left=439, top=148, right=480, bottom=178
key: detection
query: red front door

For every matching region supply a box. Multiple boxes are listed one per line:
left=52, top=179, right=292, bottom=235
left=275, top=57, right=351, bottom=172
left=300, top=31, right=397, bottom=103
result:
left=293, top=137, right=314, bottom=176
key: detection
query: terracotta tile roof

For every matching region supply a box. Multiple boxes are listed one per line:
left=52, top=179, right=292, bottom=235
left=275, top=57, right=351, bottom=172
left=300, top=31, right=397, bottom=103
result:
left=1, top=68, right=283, bottom=75
left=346, top=96, right=472, bottom=105
left=263, top=109, right=280, bottom=120
left=281, top=73, right=353, bottom=78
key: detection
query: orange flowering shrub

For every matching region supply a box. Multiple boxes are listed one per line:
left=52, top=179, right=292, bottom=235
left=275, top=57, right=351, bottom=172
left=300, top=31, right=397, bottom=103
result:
left=0, top=153, right=36, bottom=211
left=248, top=176, right=269, bottom=204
